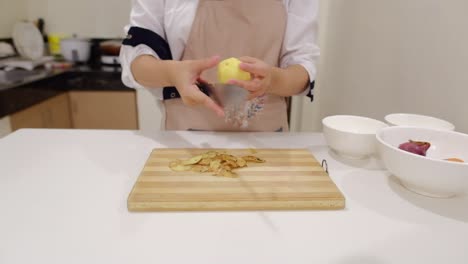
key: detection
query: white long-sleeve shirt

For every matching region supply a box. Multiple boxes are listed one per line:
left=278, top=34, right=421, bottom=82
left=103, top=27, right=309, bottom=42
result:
left=120, top=0, right=320, bottom=99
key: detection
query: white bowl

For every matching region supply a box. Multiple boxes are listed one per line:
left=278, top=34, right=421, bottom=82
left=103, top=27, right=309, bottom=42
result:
left=385, top=113, right=455, bottom=131
left=322, top=115, right=388, bottom=159
left=377, top=126, right=468, bottom=198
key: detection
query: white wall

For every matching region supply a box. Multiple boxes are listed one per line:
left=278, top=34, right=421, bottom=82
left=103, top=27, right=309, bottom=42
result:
left=0, top=0, right=27, bottom=38
left=290, top=0, right=330, bottom=132
left=301, top=0, right=468, bottom=133
left=25, top=0, right=131, bottom=38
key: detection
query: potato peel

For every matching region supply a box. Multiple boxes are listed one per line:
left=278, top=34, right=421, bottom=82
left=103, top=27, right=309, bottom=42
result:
left=168, top=151, right=265, bottom=178
left=182, top=155, right=203, bottom=165
left=242, top=156, right=266, bottom=163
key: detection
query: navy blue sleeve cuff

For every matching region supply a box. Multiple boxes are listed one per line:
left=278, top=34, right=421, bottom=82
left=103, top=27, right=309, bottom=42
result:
left=307, top=81, right=315, bottom=102
left=122, top=27, right=173, bottom=60
left=122, top=27, right=195, bottom=100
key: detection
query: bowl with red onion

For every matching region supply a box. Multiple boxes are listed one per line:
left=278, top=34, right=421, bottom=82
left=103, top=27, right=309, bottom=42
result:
left=377, top=126, right=468, bottom=198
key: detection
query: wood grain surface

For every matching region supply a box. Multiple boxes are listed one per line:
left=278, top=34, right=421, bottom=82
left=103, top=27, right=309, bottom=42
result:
left=128, top=149, right=345, bottom=211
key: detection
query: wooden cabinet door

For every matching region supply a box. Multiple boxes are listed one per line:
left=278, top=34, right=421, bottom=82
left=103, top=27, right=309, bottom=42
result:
left=68, top=91, right=138, bottom=130
left=44, top=94, right=72, bottom=128
left=0, top=116, right=12, bottom=138
left=10, top=94, right=72, bottom=131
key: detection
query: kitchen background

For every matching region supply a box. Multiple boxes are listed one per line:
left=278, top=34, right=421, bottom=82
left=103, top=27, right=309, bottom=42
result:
left=0, top=0, right=467, bottom=138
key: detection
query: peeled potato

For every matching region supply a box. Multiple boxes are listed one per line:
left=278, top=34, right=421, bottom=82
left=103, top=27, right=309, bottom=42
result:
left=218, top=57, right=251, bottom=84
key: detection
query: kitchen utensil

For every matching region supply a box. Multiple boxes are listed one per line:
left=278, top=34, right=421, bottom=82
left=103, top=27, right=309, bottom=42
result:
left=61, top=37, right=91, bottom=63
left=377, top=126, right=468, bottom=197
left=1, top=56, right=54, bottom=71
left=12, top=22, right=45, bottom=60
left=0, top=42, right=15, bottom=58
left=48, top=34, right=66, bottom=55
left=323, top=115, right=388, bottom=159
left=385, top=113, right=455, bottom=131
left=127, top=148, right=345, bottom=211
left=101, top=55, right=121, bottom=66
left=100, top=40, right=121, bottom=56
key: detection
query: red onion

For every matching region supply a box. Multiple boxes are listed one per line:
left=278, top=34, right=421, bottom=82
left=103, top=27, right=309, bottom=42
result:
left=399, top=140, right=431, bottom=156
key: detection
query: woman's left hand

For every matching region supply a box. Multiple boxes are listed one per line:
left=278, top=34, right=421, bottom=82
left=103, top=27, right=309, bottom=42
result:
left=228, top=56, right=274, bottom=100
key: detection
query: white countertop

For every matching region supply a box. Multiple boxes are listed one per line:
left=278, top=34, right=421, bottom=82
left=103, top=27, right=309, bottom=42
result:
left=1, top=129, right=467, bottom=264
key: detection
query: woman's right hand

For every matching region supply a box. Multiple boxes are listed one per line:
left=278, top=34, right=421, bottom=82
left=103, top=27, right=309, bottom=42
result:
left=170, top=56, right=224, bottom=117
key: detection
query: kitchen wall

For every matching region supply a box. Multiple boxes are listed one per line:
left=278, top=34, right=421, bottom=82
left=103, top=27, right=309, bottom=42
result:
left=300, top=0, right=468, bottom=133
left=25, top=0, right=130, bottom=38
left=0, top=0, right=27, bottom=38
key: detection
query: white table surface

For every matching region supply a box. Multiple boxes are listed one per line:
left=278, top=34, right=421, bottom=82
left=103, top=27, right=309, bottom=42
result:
left=1, top=129, right=467, bottom=264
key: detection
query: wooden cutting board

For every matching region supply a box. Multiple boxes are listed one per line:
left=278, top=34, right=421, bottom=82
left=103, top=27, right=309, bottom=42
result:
left=128, top=149, right=345, bottom=211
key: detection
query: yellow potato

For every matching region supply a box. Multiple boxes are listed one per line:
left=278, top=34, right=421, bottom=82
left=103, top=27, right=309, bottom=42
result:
left=218, top=57, right=251, bottom=84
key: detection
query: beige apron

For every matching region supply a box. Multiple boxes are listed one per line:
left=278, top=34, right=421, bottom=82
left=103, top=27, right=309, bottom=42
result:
left=164, top=0, right=288, bottom=132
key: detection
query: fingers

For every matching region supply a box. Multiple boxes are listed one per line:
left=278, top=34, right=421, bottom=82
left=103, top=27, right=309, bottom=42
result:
left=227, top=75, right=266, bottom=100
left=202, top=95, right=225, bottom=117
left=239, top=56, right=267, bottom=76
left=238, top=56, right=258, bottom=64
left=228, top=79, right=265, bottom=100
left=196, top=77, right=209, bottom=85
left=193, top=56, right=220, bottom=72
left=228, top=79, right=260, bottom=92
left=239, top=61, right=267, bottom=76
left=181, top=85, right=225, bottom=117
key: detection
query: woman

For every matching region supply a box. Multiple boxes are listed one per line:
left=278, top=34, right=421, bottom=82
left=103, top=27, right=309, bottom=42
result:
left=120, top=0, right=319, bottom=132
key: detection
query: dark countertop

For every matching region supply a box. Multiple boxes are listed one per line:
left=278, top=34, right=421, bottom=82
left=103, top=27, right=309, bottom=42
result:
left=0, top=66, right=133, bottom=119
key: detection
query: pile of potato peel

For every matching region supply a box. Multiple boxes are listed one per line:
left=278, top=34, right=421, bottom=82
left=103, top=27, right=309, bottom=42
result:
left=169, top=151, right=265, bottom=178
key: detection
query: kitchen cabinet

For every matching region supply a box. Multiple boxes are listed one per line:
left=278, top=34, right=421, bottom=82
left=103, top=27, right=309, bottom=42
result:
left=10, top=94, right=72, bottom=131
left=68, top=91, right=138, bottom=130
